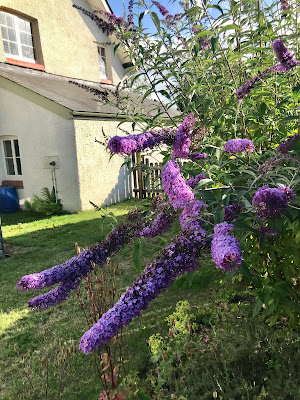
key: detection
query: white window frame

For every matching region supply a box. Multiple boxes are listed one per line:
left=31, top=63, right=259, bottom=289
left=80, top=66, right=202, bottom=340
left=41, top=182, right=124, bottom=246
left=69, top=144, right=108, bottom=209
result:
left=1, top=136, right=22, bottom=179
left=98, top=45, right=108, bottom=80
left=0, top=11, right=35, bottom=63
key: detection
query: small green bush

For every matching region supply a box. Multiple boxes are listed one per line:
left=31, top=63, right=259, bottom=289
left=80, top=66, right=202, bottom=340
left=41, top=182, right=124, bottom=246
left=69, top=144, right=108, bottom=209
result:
left=25, top=187, right=63, bottom=216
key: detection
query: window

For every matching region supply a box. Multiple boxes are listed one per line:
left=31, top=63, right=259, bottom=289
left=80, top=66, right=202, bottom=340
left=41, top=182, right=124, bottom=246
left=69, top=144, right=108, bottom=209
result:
left=98, top=46, right=108, bottom=80
left=0, top=11, right=35, bottom=63
left=2, top=139, right=22, bottom=176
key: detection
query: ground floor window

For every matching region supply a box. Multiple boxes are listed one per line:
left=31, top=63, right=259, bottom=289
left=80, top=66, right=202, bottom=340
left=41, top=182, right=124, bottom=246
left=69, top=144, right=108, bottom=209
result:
left=2, top=138, right=22, bottom=176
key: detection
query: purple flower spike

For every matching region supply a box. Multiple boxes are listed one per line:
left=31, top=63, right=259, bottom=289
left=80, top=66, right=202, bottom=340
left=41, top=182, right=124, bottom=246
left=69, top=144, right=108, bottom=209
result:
left=79, top=229, right=206, bottom=354
left=252, top=185, right=294, bottom=219
left=17, top=210, right=145, bottom=308
left=272, top=39, right=298, bottom=71
left=277, top=134, right=299, bottom=154
left=281, top=0, right=290, bottom=10
left=211, top=223, right=242, bottom=271
left=152, top=1, right=169, bottom=16
left=224, top=139, right=255, bottom=155
left=172, top=114, right=196, bottom=159
left=107, top=129, right=175, bottom=156
left=260, top=226, right=278, bottom=240
left=162, top=161, right=195, bottom=210
left=186, top=174, right=207, bottom=189
left=179, top=200, right=207, bottom=233
left=224, top=203, right=244, bottom=222
left=188, top=153, right=208, bottom=161
left=28, top=279, right=79, bottom=310
left=186, top=177, right=196, bottom=189
left=139, top=212, right=173, bottom=238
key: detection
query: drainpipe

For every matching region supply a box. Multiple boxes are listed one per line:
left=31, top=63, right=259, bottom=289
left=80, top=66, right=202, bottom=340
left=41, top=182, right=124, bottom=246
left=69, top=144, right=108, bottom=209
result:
left=0, top=218, right=4, bottom=259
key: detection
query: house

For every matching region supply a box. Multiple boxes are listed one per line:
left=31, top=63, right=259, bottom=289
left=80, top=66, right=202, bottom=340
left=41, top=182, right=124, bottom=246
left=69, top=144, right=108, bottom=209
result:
left=0, top=0, right=178, bottom=212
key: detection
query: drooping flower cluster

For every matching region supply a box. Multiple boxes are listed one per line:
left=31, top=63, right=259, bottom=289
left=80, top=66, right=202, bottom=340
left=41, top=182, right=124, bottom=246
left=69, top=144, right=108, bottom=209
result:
left=28, top=279, right=80, bottom=310
left=17, top=209, right=145, bottom=309
left=252, top=185, right=295, bottom=219
left=161, top=161, right=195, bottom=210
left=236, top=39, right=298, bottom=99
left=107, top=128, right=175, bottom=155
left=224, top=203, right=244, bottom=222
left=259, top=226, right=278, bottom=240
left=277, top=133, right=299, bottom=154
left=152, top=1, right=169, bottom=16
left=79, top=228, right=206, bottom=354
left=139, top=212, right=174, bottom=238
left=188, top=153, right=208, bottom=162
left=179, top=200, right=207, bottom=233
left=186, top=174, right=207, bottom=189
left=73, top=5, right=118, bottom=36
left=224, top=139, right=255, bottom=155
left=235, top=66, right=275, bottom=99
left=281, top=0, right=290, bottom=11
left=211, top=223, right=242, bottom=271
left=172, top=114, right=196, bottom=159
left=258, top=153, right=300, bottom=175
left=272, top=39, right=298, bottom=71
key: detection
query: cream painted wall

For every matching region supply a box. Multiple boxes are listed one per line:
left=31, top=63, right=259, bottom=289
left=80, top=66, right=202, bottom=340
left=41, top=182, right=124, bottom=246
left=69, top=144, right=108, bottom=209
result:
left=74, top=119, right=132, bottom=210
left=0, top=77, right=82, bottom=212
left=0, top=0, right=125, bottom=83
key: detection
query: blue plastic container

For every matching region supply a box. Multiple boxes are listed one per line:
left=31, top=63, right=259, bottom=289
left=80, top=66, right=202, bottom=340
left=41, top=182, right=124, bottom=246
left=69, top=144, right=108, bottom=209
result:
left=0, top=186, right=19, bottom=213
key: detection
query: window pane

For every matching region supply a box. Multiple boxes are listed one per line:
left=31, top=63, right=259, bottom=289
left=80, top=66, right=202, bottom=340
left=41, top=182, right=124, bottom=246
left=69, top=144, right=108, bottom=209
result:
left=21, top=46, right=30, bottom=58
left=7, top=27, right=16, bottom=41
left=18, top=18, right=26, bottom=31
left=9, top=41, right=19, bottom=56
left=20, top=31, right=28, bottom=45
left=25, top=20, right=31, bottom=33
left=14, top=140, right=20, bottom=157
left=0, top=12, right=5, bottom=25
left=6, top=158, right=15, bottom=175
left=3, top=140, right=13, bottom=157
left=28, top=47, right=34, bottom=59
left=99, top=56, right=107, bottom=79
left=16, top=158, right=22, bottom=175
left=27, top=34, right=33, bottom=47
left=5, top=13, right=14, bottom=28
left=3, top=40, right=9, bottom=53
left=1, top=26, right=8, bottom=40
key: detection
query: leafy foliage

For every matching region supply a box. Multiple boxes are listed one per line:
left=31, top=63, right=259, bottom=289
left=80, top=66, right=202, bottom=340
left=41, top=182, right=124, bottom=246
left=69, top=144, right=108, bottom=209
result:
left=25, top=187, right=63, bottom=216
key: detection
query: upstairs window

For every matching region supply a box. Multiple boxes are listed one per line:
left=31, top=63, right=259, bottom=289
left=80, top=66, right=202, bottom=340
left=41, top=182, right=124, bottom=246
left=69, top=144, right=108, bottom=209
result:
left=0, top=11, right=35, bottom=63
left=2, top=138, right=22, bottom=176
left=98, top=46, right=108, bottom=80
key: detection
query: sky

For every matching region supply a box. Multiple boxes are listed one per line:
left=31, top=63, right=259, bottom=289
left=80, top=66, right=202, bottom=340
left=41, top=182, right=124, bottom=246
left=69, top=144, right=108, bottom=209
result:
left=110, top=0, right=183, bottom=17
left=109, top=0, right=185, bottom=32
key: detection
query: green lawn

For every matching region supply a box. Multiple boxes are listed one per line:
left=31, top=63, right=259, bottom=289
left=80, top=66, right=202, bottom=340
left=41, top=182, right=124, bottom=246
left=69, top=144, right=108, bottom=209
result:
left=0, top=201, right=298, bottom=400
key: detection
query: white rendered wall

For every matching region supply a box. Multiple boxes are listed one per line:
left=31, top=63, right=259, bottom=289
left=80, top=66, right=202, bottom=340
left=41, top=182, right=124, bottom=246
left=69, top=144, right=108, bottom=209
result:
left=74, top=119, right=132, bottom=210
left=0, top=78, right=82, bottom=212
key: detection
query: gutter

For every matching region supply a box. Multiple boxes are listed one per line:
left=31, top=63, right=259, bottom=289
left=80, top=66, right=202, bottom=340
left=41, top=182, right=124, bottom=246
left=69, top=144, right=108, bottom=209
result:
left=72, top=111, right=128, bottom=120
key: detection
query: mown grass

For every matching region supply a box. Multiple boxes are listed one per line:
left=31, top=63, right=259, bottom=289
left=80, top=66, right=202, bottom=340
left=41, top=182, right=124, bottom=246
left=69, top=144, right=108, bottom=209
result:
left=0, top=201, right=298, bottom=400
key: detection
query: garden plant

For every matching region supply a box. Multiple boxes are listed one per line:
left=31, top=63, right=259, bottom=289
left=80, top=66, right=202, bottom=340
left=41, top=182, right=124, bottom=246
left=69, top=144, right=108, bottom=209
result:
left=15, top=0, right=300, bottom=399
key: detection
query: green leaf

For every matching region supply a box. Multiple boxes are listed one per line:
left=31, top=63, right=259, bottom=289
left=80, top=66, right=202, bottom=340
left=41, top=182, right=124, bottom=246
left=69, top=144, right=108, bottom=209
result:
left=142, top=88, right=153, bottom=101
left=133, top=239, right=143, bottom=273
left=219, top=24, right=241, bottom=34
left=252, top=298, right=263, bottom=317
left=113, top=43, right=120, bottom=56
left=194, top=30, right=214, bottom=39
left=292, top=84, right=300, bottom=101
left=210, top=36, right=218, bottom=54
left=139, top=11, right=145, bottom=28
left=207, top=4, right=223, bottom=15
left=151, top=12, right=161, bottom=33
left=281, top=116, right=300, bottom=122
